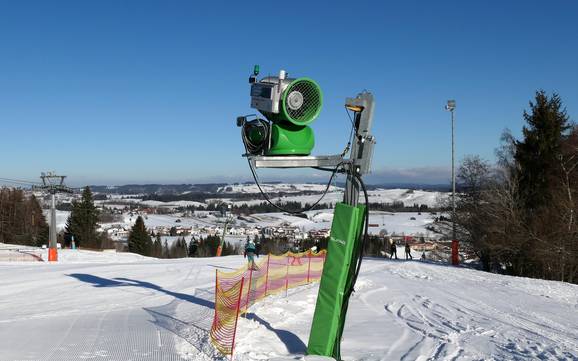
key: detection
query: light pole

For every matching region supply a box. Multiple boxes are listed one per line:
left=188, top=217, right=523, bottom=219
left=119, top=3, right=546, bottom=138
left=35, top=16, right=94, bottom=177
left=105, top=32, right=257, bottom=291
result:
left=445, top=100, right=458, bottom=265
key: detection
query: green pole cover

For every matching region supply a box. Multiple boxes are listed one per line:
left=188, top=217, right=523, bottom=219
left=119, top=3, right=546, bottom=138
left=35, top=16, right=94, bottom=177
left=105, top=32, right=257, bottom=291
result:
left=307, top=202, right=366, bottom=358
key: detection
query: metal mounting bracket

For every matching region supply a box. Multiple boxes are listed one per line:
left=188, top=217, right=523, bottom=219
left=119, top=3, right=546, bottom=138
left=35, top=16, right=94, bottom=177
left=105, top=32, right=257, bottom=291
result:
left=246, top=154, right=348, bottom=170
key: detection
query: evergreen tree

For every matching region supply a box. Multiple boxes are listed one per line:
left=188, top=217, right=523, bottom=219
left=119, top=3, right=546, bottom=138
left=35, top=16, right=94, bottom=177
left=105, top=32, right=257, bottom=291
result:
left=169, top=237, right=188, bottom=258
left=28, top=194, right=49, bottom=247
left=65, top=186, right=100, bottom=248
left=179, top=238, right=188, bottom=258
left=163, top=240, right=169, bottom=258
left=152, top=233, right=162, bottom=258
left=0, top=189, right=48, bottom=246
left=515, top=90, right=571, bottom=211
left=127, top=216, right=152, bottom=256
left=188, top=237, right=198, bottom=257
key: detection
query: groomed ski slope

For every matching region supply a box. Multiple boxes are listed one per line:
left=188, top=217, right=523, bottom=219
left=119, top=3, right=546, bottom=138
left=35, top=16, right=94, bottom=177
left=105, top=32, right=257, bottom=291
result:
left=0, top=248, right=577, bottom=361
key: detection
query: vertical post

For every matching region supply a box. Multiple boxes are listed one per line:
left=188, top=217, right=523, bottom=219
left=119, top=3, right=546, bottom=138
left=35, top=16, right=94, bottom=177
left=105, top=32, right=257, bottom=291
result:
left=212, top=269, right=219, bottom=328
left=244, top=267, right=254, bottom=313
left=445, top=100, right=458, bottom=266
left=307, top=250, right=312, bottom=283
left=230, top=277, right=245, bottom=361
left=451, top=107, right=459, bottom=266
left=451, top=108, right=456, bottom=245
left=285, top=253, right=290, bottom=296
left=263, top=254, right=271, bottom=297
left=38, top=172, right=71, bottom=262
left=48, top=193, right=58, bottom=262
left=451, top=240, right=459, bottom=266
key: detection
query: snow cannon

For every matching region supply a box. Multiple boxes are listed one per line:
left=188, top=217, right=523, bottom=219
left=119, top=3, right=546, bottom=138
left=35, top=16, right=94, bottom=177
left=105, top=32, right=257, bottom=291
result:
left=236, top=67, right=377, bottom=360
left=238, top=66, right=322, bottom=156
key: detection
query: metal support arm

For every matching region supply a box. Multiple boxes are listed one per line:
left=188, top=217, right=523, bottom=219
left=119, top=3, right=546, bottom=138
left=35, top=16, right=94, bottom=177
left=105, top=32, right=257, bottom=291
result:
left=246, top=154, right=347, bottom=170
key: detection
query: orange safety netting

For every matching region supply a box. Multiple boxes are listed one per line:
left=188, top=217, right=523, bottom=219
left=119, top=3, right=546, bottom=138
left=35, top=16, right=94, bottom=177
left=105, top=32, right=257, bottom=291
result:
left=210, top=250, right=326, bottom=359
left=210, top=274, right=244, bottom=357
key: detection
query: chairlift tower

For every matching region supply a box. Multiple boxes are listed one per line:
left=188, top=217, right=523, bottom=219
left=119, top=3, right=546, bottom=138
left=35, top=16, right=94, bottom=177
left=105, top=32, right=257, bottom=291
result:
left=216, top=204, right=234, bottom=257
left=33, top=172, right=73, bottom=262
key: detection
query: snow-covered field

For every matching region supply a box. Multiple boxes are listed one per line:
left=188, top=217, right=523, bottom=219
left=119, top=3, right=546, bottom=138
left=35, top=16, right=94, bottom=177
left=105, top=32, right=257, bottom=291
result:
left=1, top=248, right=576, bottom=361
left=217, top=183, right=341, bottom=194
left=248, top=210, right=436, bottom=235
left=214, top=188, right=446, bottom=209
left=45, top=208, right=439, bottom=241
left=93, top=186, right=446, bottom=210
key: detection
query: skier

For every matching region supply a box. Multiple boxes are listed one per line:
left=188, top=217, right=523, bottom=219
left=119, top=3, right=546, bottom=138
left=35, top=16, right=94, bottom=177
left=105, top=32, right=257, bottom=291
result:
left=389, top=239, right=398, bottom=259
left=255, top=240, right=261, bottom=257
left=405, top=242, right=413, bottom=260
left=244, top=239, right=258, bottom=270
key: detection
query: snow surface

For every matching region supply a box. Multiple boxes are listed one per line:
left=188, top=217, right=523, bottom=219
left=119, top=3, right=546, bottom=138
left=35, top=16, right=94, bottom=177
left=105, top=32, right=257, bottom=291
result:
left=95, top=188, right=446, bottom=210
left=243, top=210, right=436, bottom=236
left=45, top=208, right=438, bottom=243
left=215, top=188, right=445, bottom=209
left=1, top=248, right=577, bottom=361
left=217, top=183, right=341, bottom=194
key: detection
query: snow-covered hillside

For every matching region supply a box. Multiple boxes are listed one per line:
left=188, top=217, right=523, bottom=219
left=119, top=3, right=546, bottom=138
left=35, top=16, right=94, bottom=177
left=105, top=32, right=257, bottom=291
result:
left=217, top=183, right=341, bottom=194
left=1, top=248, right=576, bottom=360
left=215, top=188, right=446, bottom=209
left=91, top=185, right=446, bottom=209
left=44, top=207, right=439, bottom=246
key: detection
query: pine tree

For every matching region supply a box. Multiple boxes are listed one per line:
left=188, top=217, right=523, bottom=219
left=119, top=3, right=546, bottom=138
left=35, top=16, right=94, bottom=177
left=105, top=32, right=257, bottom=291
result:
left=152, top=233, right=162, bottom=258
left=28, top=194, right=49, bottom=246
left=188, top=237, right=198, bottom=257
left=163, top=240, right=169, bottom=258
left=515, top=90, right=571, bottom=211
left=0, top=189, right=48, bottom=246
left=180, top=238, right=187, bottom=258
left=128, top=216, right=152, bottom=256
left=65, top=186, right=100, bottom=248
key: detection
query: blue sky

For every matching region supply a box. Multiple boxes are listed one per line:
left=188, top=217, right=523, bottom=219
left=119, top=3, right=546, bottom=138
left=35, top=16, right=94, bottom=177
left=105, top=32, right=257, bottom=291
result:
left=1, top=1, right=577, bottom=186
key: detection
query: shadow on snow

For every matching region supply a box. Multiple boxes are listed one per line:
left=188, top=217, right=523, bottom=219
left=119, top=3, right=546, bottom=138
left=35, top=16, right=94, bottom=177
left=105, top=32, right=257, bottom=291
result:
left=67, top=273, right=305, bottom=355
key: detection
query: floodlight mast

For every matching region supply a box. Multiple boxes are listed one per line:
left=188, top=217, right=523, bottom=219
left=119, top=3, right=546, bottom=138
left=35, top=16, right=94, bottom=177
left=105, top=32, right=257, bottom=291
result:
left=33, top=172, right=73, bottom=262
left=445, top=100, right=459, bottom=266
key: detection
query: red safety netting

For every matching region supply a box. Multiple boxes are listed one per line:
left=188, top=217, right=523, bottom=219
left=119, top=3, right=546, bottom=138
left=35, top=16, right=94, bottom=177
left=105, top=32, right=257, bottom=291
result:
left=210, top=250, right=326, bottom=359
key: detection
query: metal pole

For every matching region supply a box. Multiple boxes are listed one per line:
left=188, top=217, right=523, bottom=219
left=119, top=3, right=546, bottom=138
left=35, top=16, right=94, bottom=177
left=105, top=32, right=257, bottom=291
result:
left=50, top=193, right=57, bottom=250
left=451, top=109, right=456, bottom=243
left=36, top=172, right=72, bottom=262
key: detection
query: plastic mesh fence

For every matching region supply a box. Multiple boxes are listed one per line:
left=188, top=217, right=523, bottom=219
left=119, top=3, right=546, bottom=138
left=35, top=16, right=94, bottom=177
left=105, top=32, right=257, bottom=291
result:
left=210, top=275, right=244, bottom=357
left=210, top=250, right=326, bottom=358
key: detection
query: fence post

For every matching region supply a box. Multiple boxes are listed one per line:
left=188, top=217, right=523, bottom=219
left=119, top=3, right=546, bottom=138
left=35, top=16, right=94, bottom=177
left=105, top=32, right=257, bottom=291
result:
left=307, top=250, right=312, bottom=283
left=230, top=277, right=244, bottom=361
left=285, top=253, right=290, bottom=296
left=264, top=254, right=271, bottom=297
left=244, top=267, right=254, bottom=313
left=211, top=269, right=219, bottom=344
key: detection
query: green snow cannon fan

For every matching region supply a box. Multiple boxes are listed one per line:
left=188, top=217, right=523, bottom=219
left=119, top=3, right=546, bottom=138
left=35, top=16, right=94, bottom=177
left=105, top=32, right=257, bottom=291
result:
left=238, top=66, right=322, bottom=156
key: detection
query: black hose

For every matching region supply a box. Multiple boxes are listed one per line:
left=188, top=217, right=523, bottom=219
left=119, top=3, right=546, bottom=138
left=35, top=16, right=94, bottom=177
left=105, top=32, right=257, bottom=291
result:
left=246, top=157, right=343, bottom=215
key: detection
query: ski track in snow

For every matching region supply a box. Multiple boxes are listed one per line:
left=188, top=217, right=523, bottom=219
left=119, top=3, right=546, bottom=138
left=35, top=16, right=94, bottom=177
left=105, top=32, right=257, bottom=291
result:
left=357, top=262, right=578, bottom=361
left=1, top=249, right=578, bottom=361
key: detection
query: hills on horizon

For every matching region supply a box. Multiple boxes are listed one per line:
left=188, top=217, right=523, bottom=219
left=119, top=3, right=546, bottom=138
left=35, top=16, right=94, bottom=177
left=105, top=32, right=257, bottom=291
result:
left=86, top=182, right=452, bottom=195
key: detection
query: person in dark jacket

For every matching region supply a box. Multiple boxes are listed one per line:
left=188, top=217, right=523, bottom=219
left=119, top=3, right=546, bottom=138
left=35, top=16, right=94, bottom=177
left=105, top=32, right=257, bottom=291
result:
left=405, top=242, right=413, bottom=260
left=389, top=239, right=398, bottom=259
